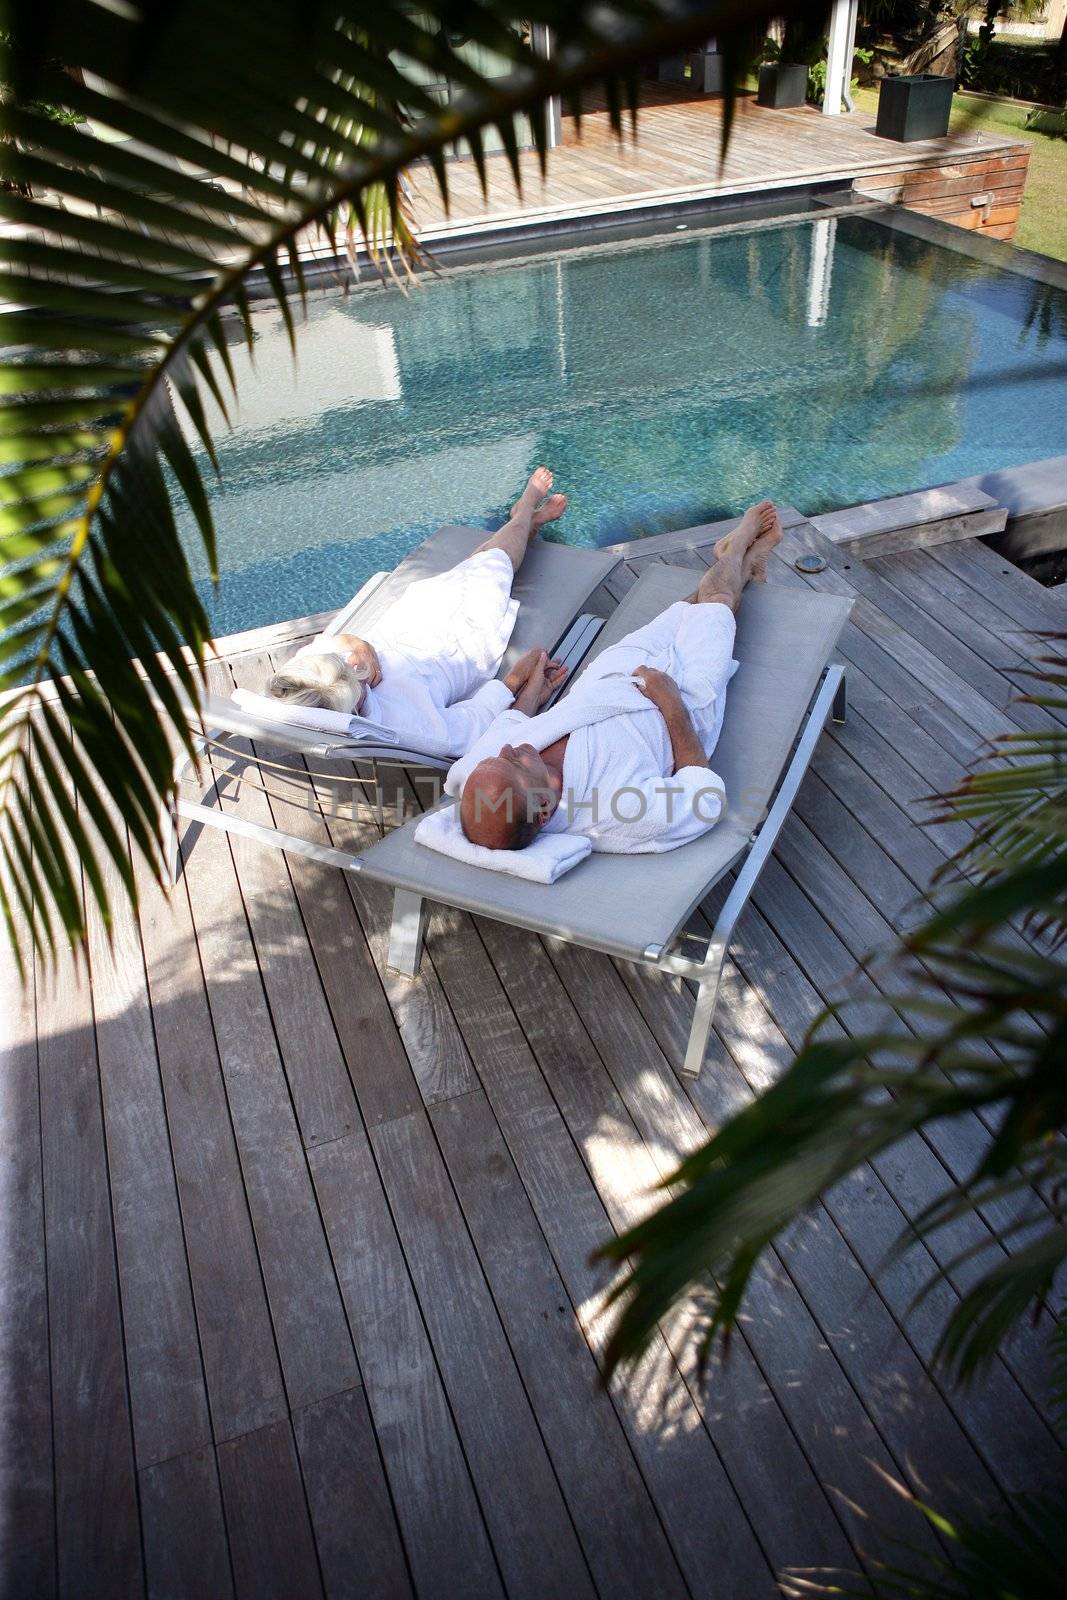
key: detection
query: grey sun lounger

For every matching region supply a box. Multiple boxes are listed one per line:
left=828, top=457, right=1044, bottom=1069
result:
left=166, top=524, right=621, bottom=881
left=357, top=566, right=854, bottom=1079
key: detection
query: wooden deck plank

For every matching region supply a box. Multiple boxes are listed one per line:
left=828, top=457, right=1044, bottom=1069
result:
left=410, top=90, right=1027, bottom=243
left=307, top=1129, right=504, bottom=1600
left=431, top=1086, right=690, bottom=1600
left=931, top=537, right=1067, bottom=635
left=171, top=670, right=369, bottom=1429
left=292, top=1388, right=413, bottom=1600
left=779, top=525, right=1052, bottom=741
left=37, top=947, right=145, bottom=1599
left=198, top=658, right=363, bottom=1148
left=86, top=813, right=211, bottom=1471
left=232, top=648, right=480, bottom=1116
left=137, top=864, right=290, bottom=1445
left=217, top=1420, right=324, bottom=1600
left=211, top=677, right=424, bottom=1127
left=422, top=905, right=774, bottom=1598
left=540, top=939, right=946, bottom=1563
left=618, top=943, right=1061, bottom=1502
left=0, top=899, right=54, bottom=1599
left=370, top=1108, right=599, bottom=1600
left=867, top=547, right=1044, bottom=675
left=613, top=893, right=1044, bottom=1513
left=475, top=916, right=859, bottom=1581
left=749, top=849, right=1057, bottom=1419
left=139, top=1447, right=234, bottom=1600
left=174, top=800, right=361, bottom=1413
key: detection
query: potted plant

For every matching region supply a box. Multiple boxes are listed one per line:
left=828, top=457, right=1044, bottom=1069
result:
left=875, top=72, right=955, bottom=141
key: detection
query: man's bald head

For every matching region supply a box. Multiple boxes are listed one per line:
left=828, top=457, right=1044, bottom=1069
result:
left=460, top=758, right=540, bottom=851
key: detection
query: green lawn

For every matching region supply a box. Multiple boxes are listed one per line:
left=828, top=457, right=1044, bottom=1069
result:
left=852, top=85, right=1067, bottom=261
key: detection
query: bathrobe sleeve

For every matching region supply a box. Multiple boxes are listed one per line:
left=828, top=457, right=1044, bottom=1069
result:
left=588, top=764, right=727, bottom=853
left=436, top=679, right=515, bottom=758
left=445, top=706, right=533, bottom=796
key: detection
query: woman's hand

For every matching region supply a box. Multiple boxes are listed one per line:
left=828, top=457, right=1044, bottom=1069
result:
left=503, top=645, right=546, bottom=696
left=334, top=634, right=382, bottom=687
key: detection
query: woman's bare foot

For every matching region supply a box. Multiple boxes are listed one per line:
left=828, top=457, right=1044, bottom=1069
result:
left=512, top=466, right=553, bottom=520
left=713, top=499, right=777, bottom=561
left=531, top=492, right=567, bottom=535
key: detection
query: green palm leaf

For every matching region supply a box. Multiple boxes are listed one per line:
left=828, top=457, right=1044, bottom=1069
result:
left=1, top=0, right=818, bottom=961
left=598, top=648, right=1067, bottom=1386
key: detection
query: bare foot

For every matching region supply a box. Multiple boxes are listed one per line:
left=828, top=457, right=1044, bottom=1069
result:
left=742, top=506, right=783, bottom=579
left=714, top=499, right=777, bottom=561
left=512, top=466, right=553, bottom=519
left=531, top=492, right=567, bottom=535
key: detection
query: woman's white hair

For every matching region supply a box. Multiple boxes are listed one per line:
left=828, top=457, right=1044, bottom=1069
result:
left=265, top=650, right=368, bottom=714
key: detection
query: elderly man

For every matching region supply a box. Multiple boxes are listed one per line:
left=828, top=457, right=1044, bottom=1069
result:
left=264, top=467, right=569, bottom=758
left=450, top=500, right=782, bottom=855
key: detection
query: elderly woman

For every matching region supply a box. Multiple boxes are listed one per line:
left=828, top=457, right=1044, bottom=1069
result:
left=265, top=467, right=568, bottom=759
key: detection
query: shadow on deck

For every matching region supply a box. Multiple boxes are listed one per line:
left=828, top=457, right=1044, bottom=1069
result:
left=3, top=518, right=1065, bottom=1598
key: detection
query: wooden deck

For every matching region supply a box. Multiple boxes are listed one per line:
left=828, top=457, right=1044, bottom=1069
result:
left=409, top=83, right=1031, bottom=245
left=4, top=517, right=1066, bottom=1598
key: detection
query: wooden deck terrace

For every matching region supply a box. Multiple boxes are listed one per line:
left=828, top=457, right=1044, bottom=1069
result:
left=3, top=515, right=1066, bottom=1599
left=407, top=83, right=1032, bottom=246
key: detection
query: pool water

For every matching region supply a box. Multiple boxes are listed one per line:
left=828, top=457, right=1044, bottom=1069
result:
left=181, top=213, right=1067, bottom=638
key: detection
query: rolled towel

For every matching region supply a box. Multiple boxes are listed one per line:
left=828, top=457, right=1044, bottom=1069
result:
left=231, top=686, right=399, bottom=743
left=415, top=804, right=591, bottom=884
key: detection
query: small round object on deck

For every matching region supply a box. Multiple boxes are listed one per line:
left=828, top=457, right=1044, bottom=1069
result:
left=795, top=552, right=827, bottom=574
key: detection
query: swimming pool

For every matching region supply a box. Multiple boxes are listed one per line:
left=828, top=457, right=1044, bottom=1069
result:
left=182, top=211, right=1067, bottom=638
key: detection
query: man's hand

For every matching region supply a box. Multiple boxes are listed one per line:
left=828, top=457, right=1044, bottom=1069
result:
left=512, top=650, right=569, bottom=715
left=633, top=667, right=708, bottom=773
left=633, top=666, right=684, bottom=714
left=503, top=646, right=547, bottom=696
left=334, top=634, right=382, bottom=687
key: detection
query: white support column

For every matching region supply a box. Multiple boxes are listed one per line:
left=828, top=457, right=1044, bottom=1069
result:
left=530, top=24, right=563, bottom=149
left=823, top=0, right=860, bottom=116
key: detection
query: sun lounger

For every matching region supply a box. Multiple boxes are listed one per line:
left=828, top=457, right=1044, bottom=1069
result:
left=167, top=525, right=621, bottom=881
left=356, top=566, right=853, bottom=1079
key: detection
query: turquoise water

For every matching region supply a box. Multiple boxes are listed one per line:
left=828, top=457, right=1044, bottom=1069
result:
left=182, top=213, right=1067, bottom=638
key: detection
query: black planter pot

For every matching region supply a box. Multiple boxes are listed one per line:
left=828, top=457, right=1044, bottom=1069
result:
left=875, top=74, right=954, bottom=142
left=756, top=62, right=809, bottom=109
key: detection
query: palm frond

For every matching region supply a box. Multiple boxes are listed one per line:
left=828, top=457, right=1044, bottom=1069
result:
left=783, top=1483, right=1067, bottom=1599
left=0, top=0, right=815, bottom=961
left=599, top=651, right=1067, bottom=1385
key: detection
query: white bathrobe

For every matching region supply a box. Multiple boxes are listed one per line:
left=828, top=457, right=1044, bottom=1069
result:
left=295, top=549, right=518, bottom=758
left=447, top=600, right=739, bottom=854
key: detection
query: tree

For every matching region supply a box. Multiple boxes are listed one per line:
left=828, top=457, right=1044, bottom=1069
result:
left=0, top=0, right=826, bottom=968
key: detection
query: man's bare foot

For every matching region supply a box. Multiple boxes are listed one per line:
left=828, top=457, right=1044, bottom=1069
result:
left=531, top=492, right=567, bottom=535
left=713, top=499, right=777, bottom=561
left=512, top=466, right=553, bottom=519
left=741, top=506, right=783, bottom=579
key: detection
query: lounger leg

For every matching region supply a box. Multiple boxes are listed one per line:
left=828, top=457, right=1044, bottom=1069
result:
left=832, top=671, right=847, bottom=724
left=387, top=889, right=427, bottom=978
left=682, top=943, right=727, bottom=1080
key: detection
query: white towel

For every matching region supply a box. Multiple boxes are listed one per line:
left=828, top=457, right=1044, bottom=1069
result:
left=231, top=686, right=400, bottom=744
left=415, top=804, right=591, bottom=884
